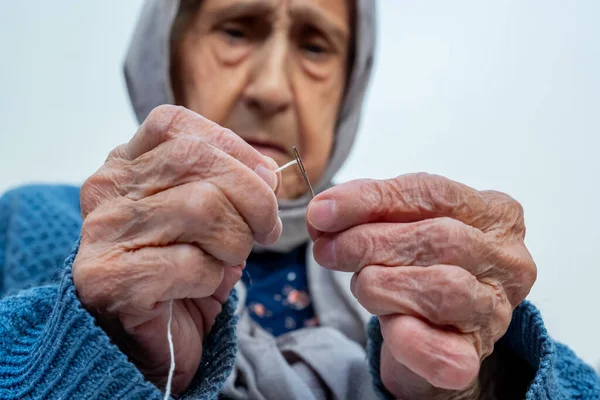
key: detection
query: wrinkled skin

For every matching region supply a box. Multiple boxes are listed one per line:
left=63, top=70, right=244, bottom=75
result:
left=72, top=0, right=537, bottom=397
left=74, top=0, right=351, bottom=394
left=172, top=0, right=351, bottom=199
left=73, top=105, right=282, bottom=392
left=307, top=173, right=537, bottom=399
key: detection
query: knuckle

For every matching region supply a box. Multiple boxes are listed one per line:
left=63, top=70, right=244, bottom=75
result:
left=476, top=293, right=512, bottom=358
left=353, top=267, right=380, bottom=311
left=142, top=104, right=186, bottom=144
left=107, top=143, right=129, bottom=161
left=432, top=217, right=461, bottom=256
left=162, top=138, right=233, bottom=190
left=392, top=173, right=461, bottom=216
left=397, top=171, right=436, bottom=187
left=194, top=260, right=225, bottom=295
left=413, top=172, right=452, bottom=208
left=508, top=196, right=525, bottom=219
left=492, top=297, right=513, bottom=336
left=359, top=179, right=393, bottom=218
left=231, top=236, right=254, bottom=266
left=186, top=181, right=254, bottom=265
left=491, top=245, right=537, bottom=305
left=80, top=161, right=128, bottom=217
left=188, top=180, right=228, bottom=226
left=80, top=173, right=110, bottom=217
left=483, top=190, right=526, bottom=237
left=427, top=269, right=478, bottom=326
left=492, top=190, right=523, bottom=215
left=73, top=256, right=113, bottom=311
left=411, top=172, right=441, bottom=193
left=343, top=228, right=376, bottom=269
left=146, top=104, right=185, bottom=130
left=211, top=128, right=241, bottom=154
left=469, top=331, right=491, bottom=360
left=522, top=259, right=538, bottom=290
left=511, top=254, right=538, bottom=303
left=205, top=267, right=225, bottom=294
left=509, top=199, right=526, bottom=237
left=166, top=136, right=215, bottom=174
left=80, top=198, right=134, bottom=243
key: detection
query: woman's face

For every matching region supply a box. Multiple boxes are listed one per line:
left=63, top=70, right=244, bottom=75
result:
left=172, top=0, right=351, bottom=199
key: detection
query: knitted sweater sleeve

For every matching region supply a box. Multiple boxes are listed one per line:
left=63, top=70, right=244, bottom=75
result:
left=0, top=186, right=238, bottom=399
left=366, top=301, right=600, bottom=399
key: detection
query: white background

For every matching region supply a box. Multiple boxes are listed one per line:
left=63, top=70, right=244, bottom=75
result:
left=1, top=1, right=599, bottom=370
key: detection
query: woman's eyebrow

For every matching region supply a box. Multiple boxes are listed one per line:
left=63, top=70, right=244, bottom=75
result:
left=288, top=3, right=349, bottom=46
left=207, top=0, right=276, bottom=20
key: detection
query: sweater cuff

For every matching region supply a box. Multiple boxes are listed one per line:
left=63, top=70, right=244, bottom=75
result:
left=0, top=240, right=238, bottom=399
left=497, top=300, right=560, bottom=398
left=366, top=316, right=395, bottom=400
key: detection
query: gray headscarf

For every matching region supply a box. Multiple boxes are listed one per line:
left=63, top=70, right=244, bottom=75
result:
left=124, top=0, right=377, bottom=252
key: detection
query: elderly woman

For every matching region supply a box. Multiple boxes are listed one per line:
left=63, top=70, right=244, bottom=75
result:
left=0, top=0, right=598, bottom=399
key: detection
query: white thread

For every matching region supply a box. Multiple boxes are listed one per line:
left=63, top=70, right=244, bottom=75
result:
left=161, top=155, right=296, bottom=398
left=274, top=159, right=297, bottom=173
left=164, top=300, right=175, bottom=400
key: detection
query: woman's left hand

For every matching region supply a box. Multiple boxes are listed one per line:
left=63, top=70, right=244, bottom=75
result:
left=306, top=173, right=537, bottom=399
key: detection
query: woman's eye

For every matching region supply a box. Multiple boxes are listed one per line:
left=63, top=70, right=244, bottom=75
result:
left=303, top=43, right=326, bottom=54
left=224, top=27, right=246, bottom=39
left=301, top=40, right=331, bottom=60
left=219, top=23, right=249, bottom=42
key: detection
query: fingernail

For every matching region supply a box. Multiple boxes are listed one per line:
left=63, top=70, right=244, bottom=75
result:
left=255, top=165, right=278, bottom=191
left=263, top=156, right=279, bottom=170
left=307, top=199, right=336, bottom=231
left=264, top=216, right=283, bottom=245
left=350, top=273, right=358, bottom=297
left=314, top=236, right=336, bottom=267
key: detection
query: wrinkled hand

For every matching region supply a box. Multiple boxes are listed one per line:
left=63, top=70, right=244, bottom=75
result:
left=307, top=173, right=536, bottom=399
left=73, top=105, right=281, bottom=393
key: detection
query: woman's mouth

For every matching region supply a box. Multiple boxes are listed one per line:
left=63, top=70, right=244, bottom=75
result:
left=245, top=140, right=290, bottom=161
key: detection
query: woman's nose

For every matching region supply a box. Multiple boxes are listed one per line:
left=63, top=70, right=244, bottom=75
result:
left=243, top=37, right=293, bottom=117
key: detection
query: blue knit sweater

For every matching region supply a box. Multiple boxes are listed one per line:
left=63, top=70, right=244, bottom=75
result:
left=0, top=185, right=598, bottom=399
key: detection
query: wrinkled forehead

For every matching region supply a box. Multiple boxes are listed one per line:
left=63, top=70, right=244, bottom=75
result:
left=190, top=0, right=353, bottom=39
left=204, top=0, right=348, bottom=28
left=172, top=0, right=356, bottom=82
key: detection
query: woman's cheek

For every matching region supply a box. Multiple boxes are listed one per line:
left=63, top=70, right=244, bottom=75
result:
left=294, top=66, right=339, bottom=177
left=183, top=46, right=249, bottom=124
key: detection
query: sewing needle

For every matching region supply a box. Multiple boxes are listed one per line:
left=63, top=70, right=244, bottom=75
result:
left=292, top=146, right=315, bottom=198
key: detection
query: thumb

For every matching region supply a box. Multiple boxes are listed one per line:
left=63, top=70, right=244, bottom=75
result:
left=379, top=314, right=479, bottom=392
left=212, top=264, right=244, bottom=304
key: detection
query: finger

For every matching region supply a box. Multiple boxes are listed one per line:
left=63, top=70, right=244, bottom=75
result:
left=154, top=266, right=242, bottom=341
left=126, top=135, right=278, bottom=200
left=119, top=105, right=279, bottom=172
left=190, top=264, right=243, bottom=336
left=212, top=264, right=244, bottom=304
left=84, top=180, right=259, bottom=266
left=75, top=243, right=226, bottom=319
left=306, top=173, right=524, bottom=238
left=313, top=217, right=535, bottom=304
left=380, top=343, right=446, bottom=398
left=88, top=142, right=282, bottom=246
left=352, top=265, right=512, bottom=342
left=313, top=218, right=492, bottom=273
left=379, top=314, right=480, bottom=390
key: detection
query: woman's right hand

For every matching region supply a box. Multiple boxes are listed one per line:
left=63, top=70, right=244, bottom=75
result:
left=72, top=105, right=281, bottom=394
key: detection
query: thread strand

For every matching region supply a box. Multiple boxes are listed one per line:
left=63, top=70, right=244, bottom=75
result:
left=164, top=300, right=175, bottom=400
left=274, top=159, right=297, bottom=172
